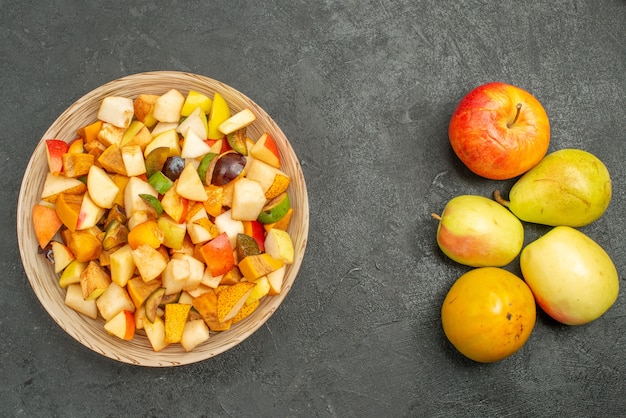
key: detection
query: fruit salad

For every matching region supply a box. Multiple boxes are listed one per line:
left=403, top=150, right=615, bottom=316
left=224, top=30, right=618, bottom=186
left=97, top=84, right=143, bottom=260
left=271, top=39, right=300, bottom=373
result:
left=32, top=88, right=295, bottom=352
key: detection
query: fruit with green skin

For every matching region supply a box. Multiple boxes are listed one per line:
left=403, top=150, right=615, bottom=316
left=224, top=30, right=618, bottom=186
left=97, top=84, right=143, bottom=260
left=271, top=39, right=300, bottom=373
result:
left=433, top=195, right=524, bottom=267
left=449, top=82, right=550, bottom=180
left=495, top=149, right=612, bottom=227
left=520, top=226, right=619, bottom=325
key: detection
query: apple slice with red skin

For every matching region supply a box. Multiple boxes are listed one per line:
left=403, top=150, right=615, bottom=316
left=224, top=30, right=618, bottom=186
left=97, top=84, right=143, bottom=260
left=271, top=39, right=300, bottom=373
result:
left=45, top=139, right=68, bottom=175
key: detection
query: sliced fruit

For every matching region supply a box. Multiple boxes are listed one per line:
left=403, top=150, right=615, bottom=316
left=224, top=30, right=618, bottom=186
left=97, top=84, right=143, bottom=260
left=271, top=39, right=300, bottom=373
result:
left=143, top=315, right=169, bottom=351
left=144, top=287, right=166, bottom=323
left=267, top=265, right=286, bottom=295
left=139, top=194, right=163, bottom=217
left=152, top=89, right=185, bottom=123
left=109, top=244, right=135, bottom=287
left=64, top=283, right=98, bottom=319
left=104, top=310, right=135, bottom=340
left=231, top=298, right=260, bottom=324
left=231, top=177, right=267, bottom=221
left=148, top=171, right=174, bottom=194
left=164, top=303, right=192, bottom=344
left=161, top=184, right=189, bottom=223
left=257, top=192, right=290, bottom=224
left=86, top=165, right=120, bottom=209
left=45, top=139, right=69, bottom=175
left=132, top=244, right=168, bottom=282
left=199, top=232, right=235, bottom=277
left=181, top=127, right=212, bottom=159
left=102, top=219, right=129, bottom=251
left=59, top=259, right=88, bottom=288
left=207, top=92, right=231, bottom=140
left=98, top=96, right=134, bottom=129
left=62, top=152, right=95, bottom=178
left=197, top=153, right=218, bottom=185
left=133, top=94, right=159, bottom=124
left=145, top=146, right=170, bottom=178
left=162, top=257, right=191, bottom=295
left=40, top=172, right=86, bottom=203
left=219, top=109, right=256, bottom=135
left=51, top=240, right=75, bottom=273
left=238, top=253, right=284, bottom=282
left=76, top=192, right=106, bottom=230
left=242, top=220, right=265, bottom=252
left=217, top=281, right=256, bottom=323
left=127, top=276, right=162, bottom=309
left=32, top=204, right=63, bottom=249
left=246, top=276, right=271, bottom=304
left=68, top=230, right=102, bottom=262
left=236, top=233, right=261, bottom=261
left=250, top=132, right=280, bottom=168
left=264, top=228, right=295, bottom=264
left=121, top=144, right=147, bottom=177
left=98, top=144, right=128, bottom=175
left=181, top=90, right=212, bottom=116
left=176, top=163, right=208, bottom=201
left=180, top=319, right=210, bottom=352
left=96, top=281, right=135, bottom=321
left=158, top=214, right=187, bottom=250
left=127, top=220, right=164, bottom=250
left=79, top=260, right=111, bottom=300
left=144, top=129, right=181, bottom=158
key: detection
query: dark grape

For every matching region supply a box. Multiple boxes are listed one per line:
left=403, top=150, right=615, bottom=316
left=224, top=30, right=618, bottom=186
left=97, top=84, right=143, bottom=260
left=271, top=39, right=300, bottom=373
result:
left=211, top=152, right=247, bottom=186
left=163, top=156, right=185, bottom=181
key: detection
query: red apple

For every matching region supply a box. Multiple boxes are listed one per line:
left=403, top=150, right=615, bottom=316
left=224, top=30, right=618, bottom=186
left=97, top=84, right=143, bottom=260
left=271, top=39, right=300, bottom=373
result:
left=448, top=82, right=550, bottom=180
left=45, top=139, right=68, bottom=175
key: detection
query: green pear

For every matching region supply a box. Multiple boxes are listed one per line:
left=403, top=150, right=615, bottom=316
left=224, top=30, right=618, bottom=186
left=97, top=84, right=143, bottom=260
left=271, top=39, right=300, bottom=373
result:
left=496, top=149, right=612, bottom=227
left=433, top=195, right=524, bottom=267
left=520, top=226, right=619, bottom=325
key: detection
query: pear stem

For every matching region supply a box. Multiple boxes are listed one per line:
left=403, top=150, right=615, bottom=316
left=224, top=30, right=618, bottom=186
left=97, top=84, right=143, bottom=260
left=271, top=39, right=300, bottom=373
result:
left=493, top=190, right=510, bottom=207
left=507, top=103, right=522, bottom=128
left=431, top=213, right=442, bottom=221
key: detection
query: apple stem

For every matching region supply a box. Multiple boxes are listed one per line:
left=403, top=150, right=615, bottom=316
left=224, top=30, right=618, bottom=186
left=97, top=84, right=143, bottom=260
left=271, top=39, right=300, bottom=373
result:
left=431, top=213, right=442, bottom=221
left=507, top=103, right=522, bottom=128
left=493, top=190, right=510, bottom=207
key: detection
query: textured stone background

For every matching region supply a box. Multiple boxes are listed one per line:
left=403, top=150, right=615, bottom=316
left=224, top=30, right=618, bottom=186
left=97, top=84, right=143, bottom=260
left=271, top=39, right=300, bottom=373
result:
left=1, top=0, right=624, bottom=416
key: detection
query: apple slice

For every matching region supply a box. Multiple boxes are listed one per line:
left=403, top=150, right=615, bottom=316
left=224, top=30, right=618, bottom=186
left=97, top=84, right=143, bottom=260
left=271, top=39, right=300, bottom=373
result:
left=76, top=192, right=106, bottom=230
left=158, top=214, right=187, bottom=250
left=40, top=172, right=86, bottom=203
left=177, top=107, right=207, bottom=140
left=181, top=90, right=212, bottom=116
left=144, top=129, right=181, bottom=158
left=132, top=244, right=168, bottom=282
left=98, top=96, right=134, bottom=129
left=160, top=184, right=189, bottom=223
left=32, top=204, right=63, bottom=249
left=64, top=283, right=98, bottom=319
left=250, top=132, right=280, bottom=168
left=172, top=253, right=205, bottom=291
left=45, top=139, right=68, bottom=175
left=87, top=165, right=120, bottom=209
left=267, top=265, right=286, bottom=295
left=152, top=89, right=185, bottom=123
left=162, top=258, right=191, bottom=295
left=59, top=259, right=88, bottom=288
left=104, top=310, right=136, bottom=341
left=207, top=92, right=231, bottom=140
left=180, top=128, right=212, bottom=159
left=79, top=260, right=112, bottom=300
left=217, top=281, right=256, bottom=323
left=218, top=108, right=256, bottom=136
left=264, top=228, right=295, bottom=264
left=121, top=144, right=147, bottom=177
left=180, top=319, right=210, bottom=352
left=51, top=240, right=75, bottom=273
left=214, top=209, right=244, bottom=248
left=124, top=176, right=158, bottom=218
left=143, top=315, right=169, bottom=351
left=176, top=163, right=208, bottom=201
left=109, top=244, right=136, bottom=287
left=199, top=232, right=235, bottom=277
left=231, top=177, right=267, bottom=221
left=96, top=281, right=135, bottom=321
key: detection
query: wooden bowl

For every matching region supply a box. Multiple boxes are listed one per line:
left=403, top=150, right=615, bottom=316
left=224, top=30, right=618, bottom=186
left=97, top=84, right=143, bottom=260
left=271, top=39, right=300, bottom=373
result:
left=16, top=71, right=309, bottom=366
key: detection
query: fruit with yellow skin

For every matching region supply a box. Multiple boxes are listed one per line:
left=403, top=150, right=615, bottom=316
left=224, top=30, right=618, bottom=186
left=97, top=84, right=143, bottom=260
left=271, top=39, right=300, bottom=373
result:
left=441, top=267, right=536, bottom=363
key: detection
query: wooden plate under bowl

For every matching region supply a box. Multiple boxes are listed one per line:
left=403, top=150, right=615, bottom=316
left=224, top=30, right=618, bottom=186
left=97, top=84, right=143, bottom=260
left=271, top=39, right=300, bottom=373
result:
left=17, top=71, right=309, bottom=366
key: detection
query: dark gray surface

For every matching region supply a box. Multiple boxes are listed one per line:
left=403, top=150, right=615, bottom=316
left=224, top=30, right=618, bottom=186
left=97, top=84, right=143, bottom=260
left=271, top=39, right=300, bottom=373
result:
left=2, top=0, right=625, bottom=416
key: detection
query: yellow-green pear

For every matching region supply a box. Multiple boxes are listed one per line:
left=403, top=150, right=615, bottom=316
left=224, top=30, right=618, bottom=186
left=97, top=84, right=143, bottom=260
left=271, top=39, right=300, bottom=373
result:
left=520, top=226, right=618, bottom=325
left=433, top=195, right=524, bottom=267
left=496, top=149, right=611, bottom=227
